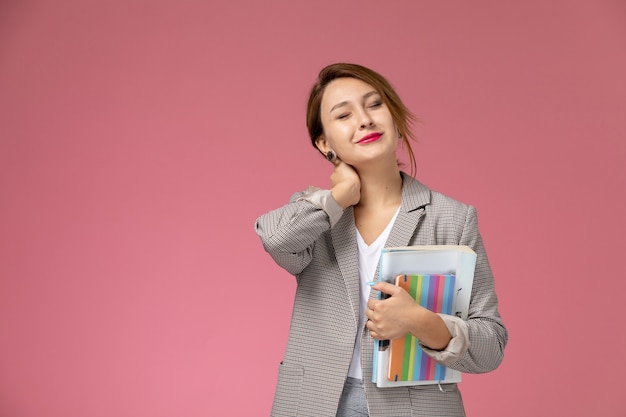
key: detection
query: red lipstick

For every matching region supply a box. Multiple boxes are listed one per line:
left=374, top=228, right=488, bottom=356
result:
left=357, top=132, right=382, bottom=144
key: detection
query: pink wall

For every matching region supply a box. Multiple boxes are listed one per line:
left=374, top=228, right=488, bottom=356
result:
left=1, top=1, right=625, bottom=416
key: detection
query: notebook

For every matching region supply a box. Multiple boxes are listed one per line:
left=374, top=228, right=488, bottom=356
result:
left=387, top=274, right=456, bottom=382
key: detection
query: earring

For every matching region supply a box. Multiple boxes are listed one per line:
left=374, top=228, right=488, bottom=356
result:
left=325, top=150, right=336, bottom=162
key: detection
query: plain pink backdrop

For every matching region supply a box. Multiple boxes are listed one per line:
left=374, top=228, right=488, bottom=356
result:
left=1, top=1, right=625, bottom=416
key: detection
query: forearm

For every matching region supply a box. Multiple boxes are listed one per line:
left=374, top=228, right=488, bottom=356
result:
left=438, top=205, right=508, bottom=372
left=409, top=306, right=452, bottom=351
left=419, top=204, right=507, bottom=372
left=456, top=316, right=506, bottom=373
left=255, top=188, right=344, bottom=275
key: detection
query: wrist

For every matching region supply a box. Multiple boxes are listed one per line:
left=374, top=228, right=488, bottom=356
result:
left=410, top=307, right=452, bottom=351
left=296, top=187, right=344, bottom=226
left=331, top=183, right=359, bottom=208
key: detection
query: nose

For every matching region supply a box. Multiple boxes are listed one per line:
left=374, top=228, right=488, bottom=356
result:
left=358, top=109, right=374, bottom=129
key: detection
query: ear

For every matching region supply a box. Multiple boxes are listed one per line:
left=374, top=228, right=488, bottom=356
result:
left=315, top=136, right=330, bottom=155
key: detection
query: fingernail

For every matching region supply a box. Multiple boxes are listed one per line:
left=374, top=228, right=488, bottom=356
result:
left=367, top=281, right=377, bottom=286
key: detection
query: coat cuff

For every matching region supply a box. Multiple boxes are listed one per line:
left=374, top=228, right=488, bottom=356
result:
left=295, top=186, right=344, bottom=227
left=419, top=314, right=470, bottom=367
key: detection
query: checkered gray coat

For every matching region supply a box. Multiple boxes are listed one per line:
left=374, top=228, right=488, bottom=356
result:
left=255, top=173, right=507, bottom=417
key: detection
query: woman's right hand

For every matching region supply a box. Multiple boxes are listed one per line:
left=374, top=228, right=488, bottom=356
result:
left=330, top=160, right=361, bottom=208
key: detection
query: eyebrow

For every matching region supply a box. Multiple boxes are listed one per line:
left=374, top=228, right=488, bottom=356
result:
left=330, top=90, right=380, bottom=113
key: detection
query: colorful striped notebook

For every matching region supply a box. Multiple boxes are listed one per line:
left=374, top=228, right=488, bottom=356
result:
left=372, top=245, right=476, bottom=387
left=387, top=273, right=456, bottom=382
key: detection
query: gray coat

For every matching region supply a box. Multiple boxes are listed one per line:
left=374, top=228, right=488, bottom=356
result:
left=255, top=173, right=507, bottom=417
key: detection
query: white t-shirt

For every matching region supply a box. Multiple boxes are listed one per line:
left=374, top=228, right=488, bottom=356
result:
left=347, top=207, right=400, bottom=380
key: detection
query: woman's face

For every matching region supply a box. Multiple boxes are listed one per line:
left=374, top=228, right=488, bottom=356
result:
left=316, top=77, right=397, bottom=167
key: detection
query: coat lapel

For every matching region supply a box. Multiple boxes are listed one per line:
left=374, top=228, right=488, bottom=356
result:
left=386, top=173, right=431, bottom=246
left=370, top=173, right=431, bottom=298
left=331, top=207, right=360, bottom=325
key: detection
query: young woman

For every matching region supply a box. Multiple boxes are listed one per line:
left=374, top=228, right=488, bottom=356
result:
left=255, top=63, right=507, bottom=417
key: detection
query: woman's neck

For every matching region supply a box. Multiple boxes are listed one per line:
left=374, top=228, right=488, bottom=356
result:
left=355, top=163, right=403, bottom=209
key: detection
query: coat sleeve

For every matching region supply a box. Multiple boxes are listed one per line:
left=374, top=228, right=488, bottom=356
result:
left=453, top=205, right=508, bottom=373
left=420, top=204, right=507, bottom=374
left=254, top=188, right=344, bottom=276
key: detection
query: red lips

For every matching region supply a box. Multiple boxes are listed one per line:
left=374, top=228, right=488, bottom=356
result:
left=357, top=132, right=382, bottom=144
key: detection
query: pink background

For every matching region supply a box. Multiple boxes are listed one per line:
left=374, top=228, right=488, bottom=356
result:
left=1, top=1, right=625, bottom=416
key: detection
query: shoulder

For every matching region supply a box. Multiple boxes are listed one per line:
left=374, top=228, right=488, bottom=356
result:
left=401, top=172, right=472, bottom=215
left=429, top=189, right=472, bottom=215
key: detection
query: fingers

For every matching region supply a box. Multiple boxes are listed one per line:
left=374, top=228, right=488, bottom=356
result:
left=365, top=284, right=400, bottom=316
left=365, top=307, right=393, bottom=340
left=366, top=285, right=418, bottom=340
left=365, top=320, right=382, bottom=340
left=366, top=299, right=376, bottom=318
left=370, top=281, right=401, bottom=296
left=332, top=160, right=355, bottom=176
left=330, top=162, right=361, bottom=208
